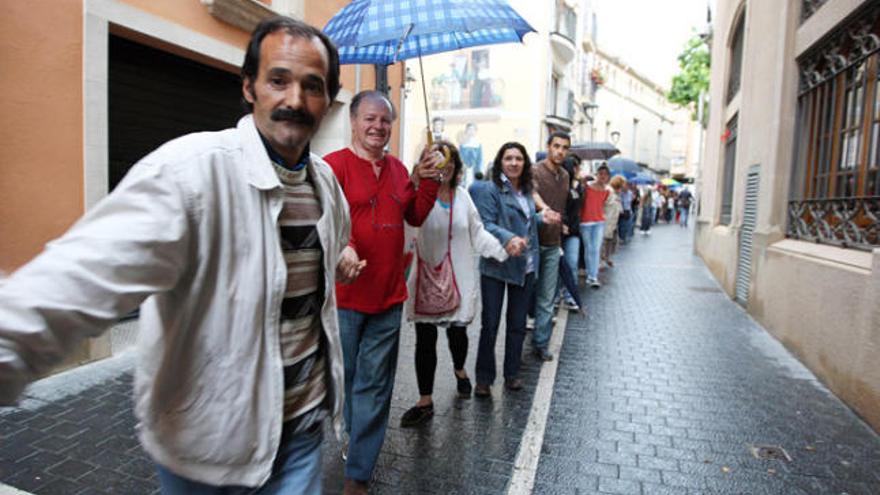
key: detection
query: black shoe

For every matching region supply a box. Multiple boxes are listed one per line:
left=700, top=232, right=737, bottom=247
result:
left=455, top=373, right=473, bottom=397
left=399, top=403, right=434, bottom=427
left=474, top=383, right=491, bottom=398
left=533, top=347, right=554, bottom=361
left=504, top=378, right=523, bottom=391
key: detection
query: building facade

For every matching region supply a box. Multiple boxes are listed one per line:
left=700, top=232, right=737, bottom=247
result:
left=584, top=45, right=691, bottom=174
left=696, top=0, right=880, bottom=430
left=0, top=0, right=406, bottom=369
left=400, top=0, right=590, bottom=171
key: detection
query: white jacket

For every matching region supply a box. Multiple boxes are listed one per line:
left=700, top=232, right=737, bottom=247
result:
left=0, top=115, right=350, bottom=487
left=405, top=186, right=507, bottom=324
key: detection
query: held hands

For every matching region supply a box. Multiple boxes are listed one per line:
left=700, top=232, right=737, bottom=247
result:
left=542, top=208, right=562, bottom=225
left=504, top=236, right=529, bottom=257
left=337, top=246, right=367, bottom=284
left=562, top=224, right=570, bottom=236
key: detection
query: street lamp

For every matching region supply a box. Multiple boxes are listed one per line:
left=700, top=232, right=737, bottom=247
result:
left=610, top=130, right=620, bottom=145
left=582, top=102, right=598, bottom=142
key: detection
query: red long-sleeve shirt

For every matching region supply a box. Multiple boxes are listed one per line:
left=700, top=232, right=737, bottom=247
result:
left=324, top=148, right=439, bottom=314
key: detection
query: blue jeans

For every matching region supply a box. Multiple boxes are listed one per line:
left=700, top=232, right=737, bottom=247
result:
left=559, top=235, right=580, bottom=301
left=579, top=222, right=605, bottom=282
left=679, top=206, right=690, bottom=227
left=533, top=246, right=560, bottom=351
left=618, top=212, right=633, bottom=243
left=157, top=424, right=323, bottom=495
left=338, top=305, right=402, bottom=482
left=640, top=206, right=653, bottom=232
left=476, top=273, right=534, bottom=385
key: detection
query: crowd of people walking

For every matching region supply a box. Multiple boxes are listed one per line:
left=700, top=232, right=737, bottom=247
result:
left=0, top=16, right=694, bottom=495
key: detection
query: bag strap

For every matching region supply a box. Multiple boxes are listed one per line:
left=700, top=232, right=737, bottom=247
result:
left=446, top=190, right=454, bottom=255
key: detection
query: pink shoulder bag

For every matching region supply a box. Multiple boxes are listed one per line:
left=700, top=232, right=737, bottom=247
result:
left=414, top=195, right=461, bottom=317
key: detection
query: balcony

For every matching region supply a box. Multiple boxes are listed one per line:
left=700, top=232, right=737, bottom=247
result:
left=550, top=32, right=576, bottom=72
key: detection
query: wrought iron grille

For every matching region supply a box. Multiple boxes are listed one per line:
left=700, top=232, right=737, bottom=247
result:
left=786, top=197, right=880, bottom=251
left=802, top=0, right=830, bottom=23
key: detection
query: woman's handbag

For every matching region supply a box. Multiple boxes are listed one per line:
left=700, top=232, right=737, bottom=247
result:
left=414, top=195, right=461, bottom=316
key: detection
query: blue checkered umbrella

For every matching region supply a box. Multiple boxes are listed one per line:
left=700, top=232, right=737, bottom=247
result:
left=323, top=0, right=536, bottom=65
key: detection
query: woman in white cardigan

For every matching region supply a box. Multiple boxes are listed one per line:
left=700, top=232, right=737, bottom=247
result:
left=400, top=141, right=508, bottom=428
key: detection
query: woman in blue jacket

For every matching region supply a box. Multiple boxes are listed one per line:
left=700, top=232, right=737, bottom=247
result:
left=468, top=142, right=541, bottom=396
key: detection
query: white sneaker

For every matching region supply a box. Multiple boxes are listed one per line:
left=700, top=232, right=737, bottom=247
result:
left=590, top=279, right=601, bottom=289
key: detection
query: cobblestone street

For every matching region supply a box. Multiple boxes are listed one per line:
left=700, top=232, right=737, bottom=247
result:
left=2, top=223, right=879, bottom=494
left=534, top=225, right=880, bottom=494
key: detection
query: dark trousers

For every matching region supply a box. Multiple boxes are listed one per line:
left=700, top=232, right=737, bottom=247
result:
left=475, top=273, right=535, bottom=385
left=414, top=323, right=468, bottom=396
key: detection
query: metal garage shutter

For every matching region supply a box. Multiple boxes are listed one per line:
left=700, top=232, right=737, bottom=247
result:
left=107, top=35, right=244, bottom=349
left=108, top=35, right=244, bottom=190
left=735, top=165, right=760, bottom=306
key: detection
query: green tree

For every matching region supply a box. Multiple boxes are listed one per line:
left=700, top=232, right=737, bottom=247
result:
left=668, top=33, right=710, bottom=125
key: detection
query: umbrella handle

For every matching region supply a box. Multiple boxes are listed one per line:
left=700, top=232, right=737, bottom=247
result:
left=418, top=52, right=433, bottom=148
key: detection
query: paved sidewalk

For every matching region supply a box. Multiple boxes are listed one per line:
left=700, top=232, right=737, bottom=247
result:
left=533, top=223, right=880, bottom=494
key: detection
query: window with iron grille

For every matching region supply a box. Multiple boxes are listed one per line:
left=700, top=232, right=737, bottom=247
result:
left=788, top=3, right=880, bottom=250
left=726, top=13, right=745, bottom=104
left=720, top=114, right=739, bottom=225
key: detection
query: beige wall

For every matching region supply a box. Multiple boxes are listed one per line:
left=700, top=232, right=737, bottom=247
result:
left=0, top=1, right=85, bottom=274
left=696, top=0, right=880, bottom=432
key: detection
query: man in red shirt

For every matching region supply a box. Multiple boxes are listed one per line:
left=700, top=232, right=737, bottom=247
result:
left=324, top=90, right=441, bottom=494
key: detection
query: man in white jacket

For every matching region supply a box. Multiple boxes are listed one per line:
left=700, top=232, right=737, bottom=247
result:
left=0, top=17, right=354, bottom=495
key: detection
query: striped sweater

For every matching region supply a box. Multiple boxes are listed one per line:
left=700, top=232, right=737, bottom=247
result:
left=273, top=162, right=328, bottom=433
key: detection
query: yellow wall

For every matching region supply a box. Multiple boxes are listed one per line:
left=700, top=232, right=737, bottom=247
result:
left=119, top=0, right=251, bottom=48
left=0, top=1, right=85, bottom=274
left=0, top=0, right=405, bottom=274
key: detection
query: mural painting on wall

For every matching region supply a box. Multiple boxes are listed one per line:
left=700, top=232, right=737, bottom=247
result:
left=430, top=49, right=504, bottom=110
left=458, top=122, right=484, bottom=185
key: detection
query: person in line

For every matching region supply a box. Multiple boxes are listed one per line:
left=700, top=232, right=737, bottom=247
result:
left=652, top=186, right=664, bottom=224
left=640, top=185, right=654, bottom=235
left=580, top=164, right=611, bottom=288
left=678, top=187, right=693, bottom=227
left=617, top=178, right=634, bottom=245
left=559, top=154, right=584, bottom=310
left=1, top=17, right=351, bottom=494
left=324, top=91, right=442, bottom=494
left=628, top=184, right=641, bottom=239
left=530, top=132, right=568, bottom=362
left=469, top=142, right=541, bottom=396
left=399, top=141, right=508, bottom=427
left=601, top=175, right=626, bottom=269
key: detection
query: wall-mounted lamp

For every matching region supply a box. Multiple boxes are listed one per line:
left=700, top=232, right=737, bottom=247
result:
left=610, top=130, right=621, bottom=145
left=581, top=102, right=599, bottom=123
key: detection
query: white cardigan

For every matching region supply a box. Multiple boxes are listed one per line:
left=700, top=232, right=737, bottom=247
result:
left=405, top=186, right=508, bottom=324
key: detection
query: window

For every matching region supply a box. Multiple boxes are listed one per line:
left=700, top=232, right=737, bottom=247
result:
left=726, top=13, right=745, bottom=104
left=555, top=0, right=577, bottom=41
left=549, top=75, right=559, bottom=116
left=794, top=8, right=880, bottom=200
left=720, top=115, right=739, bottom=225
left=788, top=2, right=880, bottom=249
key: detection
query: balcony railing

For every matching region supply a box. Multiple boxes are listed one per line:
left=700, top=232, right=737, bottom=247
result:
left=786, top=197, right=880, bottom=251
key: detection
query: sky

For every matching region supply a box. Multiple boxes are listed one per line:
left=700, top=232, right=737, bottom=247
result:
left=592, top=0, right=715, bottom=89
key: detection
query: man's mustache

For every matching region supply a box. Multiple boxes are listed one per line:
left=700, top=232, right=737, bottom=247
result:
left=270, top=108, right=316, bottom=126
